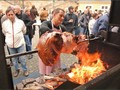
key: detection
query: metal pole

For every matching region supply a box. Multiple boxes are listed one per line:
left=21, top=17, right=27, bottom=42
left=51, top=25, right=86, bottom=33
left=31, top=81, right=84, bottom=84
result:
left=0, top=15, right=14, bottom=89
left=6, top=49, right=38, bottom=59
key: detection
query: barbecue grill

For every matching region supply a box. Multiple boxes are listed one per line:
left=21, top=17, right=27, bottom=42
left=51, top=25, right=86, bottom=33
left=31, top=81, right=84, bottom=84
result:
left=54, top=34, right=120, bottom=90
left=1, top=0, right=120, bottom=90
left=55, top=31, right=120, bottom=90
left=56, top=0, right=120, bottom=89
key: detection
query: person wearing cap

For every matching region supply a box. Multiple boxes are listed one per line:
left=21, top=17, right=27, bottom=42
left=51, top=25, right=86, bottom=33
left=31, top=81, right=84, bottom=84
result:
left=62, top=6, right=78, bottom=34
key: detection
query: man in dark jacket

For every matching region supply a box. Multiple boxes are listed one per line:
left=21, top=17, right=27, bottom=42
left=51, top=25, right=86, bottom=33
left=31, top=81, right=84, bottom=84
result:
left=62, top=6, right=78, bottom=34
left=22, top=8, right=35, bottom=59
left=40, top=8, right=66, bottom=36
left=79, top=9, right=91, bottom=36
left=14, top=5, right=23, bottom=20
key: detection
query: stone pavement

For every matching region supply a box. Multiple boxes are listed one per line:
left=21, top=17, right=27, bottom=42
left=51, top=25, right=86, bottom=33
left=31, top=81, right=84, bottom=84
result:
left=5, top=25, right=78, bottom=87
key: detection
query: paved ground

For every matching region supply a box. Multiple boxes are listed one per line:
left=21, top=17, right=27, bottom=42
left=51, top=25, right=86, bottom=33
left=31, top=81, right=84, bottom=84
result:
left=5, top=25, right=78, bottom=87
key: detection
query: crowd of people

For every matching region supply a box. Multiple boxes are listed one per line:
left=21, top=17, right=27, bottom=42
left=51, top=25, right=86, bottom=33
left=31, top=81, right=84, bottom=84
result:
left=0, top=4, right=110, bottom=77
left=0, top=5, right=39, bottom=77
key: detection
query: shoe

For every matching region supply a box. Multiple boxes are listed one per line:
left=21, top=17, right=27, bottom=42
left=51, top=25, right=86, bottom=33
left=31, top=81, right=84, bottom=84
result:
left=23, top=70, right=29, bottom=77
left=13, top=69, right=20, bottom=77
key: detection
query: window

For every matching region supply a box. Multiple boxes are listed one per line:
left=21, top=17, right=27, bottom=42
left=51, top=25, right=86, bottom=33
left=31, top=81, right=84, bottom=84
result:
left=100, top=5, right=109, bottom=14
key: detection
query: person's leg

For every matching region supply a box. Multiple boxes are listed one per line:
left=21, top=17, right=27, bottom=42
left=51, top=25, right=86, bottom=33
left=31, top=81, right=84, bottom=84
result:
left=28, top=34, right=33, bottom=51
left=28, top=34, right=34, bottom=59
left=46, top=66, right=53, bottom=75
left=17, top=44, right=27, bottom=71
left=33, top=26, right=35, bottom=35
left=84, top=27, right=89, bottom=38
left=86, top=27, right=89, bottom=38
left=8, top=47, right=20, bottom=77
left=75, top=26, right=80, bottom=35
left=38, top=57, right=53, bottom=75
left=24, top=35, right=32, bottom=59
left=24, top=35, right=32, bottom=52
left=38, top=57, right=46, bottom=75
left=39, top=26, right=41, bottom=37
left=83, top=28, right=86, bottom=35
left=8, top=48, right=19, bottom=70
left=53, top=57, right=61, bottom=69
left=52, top=56, right=61, bottom=74
left=7, top=46, right=13, bottom=65
left=17, top=44, right=28, bottom=76
left=80, top=27, right=84, bottom=35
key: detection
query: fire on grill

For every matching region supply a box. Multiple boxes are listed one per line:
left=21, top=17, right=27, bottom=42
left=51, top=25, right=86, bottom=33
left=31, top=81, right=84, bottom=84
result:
left=30, top=31, right=108, bottom=89
left=16, top=31, right=111, bottom=90
left=37, top=31, right=108, bottom=84
left=16, top=51, right=109, bottom=90
left=66, top=52, right=108, bottom=85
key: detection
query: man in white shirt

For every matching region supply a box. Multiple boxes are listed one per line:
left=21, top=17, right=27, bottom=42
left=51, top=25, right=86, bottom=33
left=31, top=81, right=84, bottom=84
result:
left=2, top=8, right=29, bottom=77
left=88, top=13, right=98, bottom=34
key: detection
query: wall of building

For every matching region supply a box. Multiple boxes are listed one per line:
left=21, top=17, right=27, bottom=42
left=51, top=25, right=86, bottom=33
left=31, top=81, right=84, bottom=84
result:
left=0, top=0, right=111, bottom=13
left=78, top=1, right=111, bottom=13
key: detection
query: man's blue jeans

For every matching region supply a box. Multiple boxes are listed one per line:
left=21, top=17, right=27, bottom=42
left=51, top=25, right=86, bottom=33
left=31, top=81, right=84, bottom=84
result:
left=8, top=44, right=27, bottom=71
left=24, top=35, right=32, bottom=51
left=80, top=27, right=89, bottom=36
left=74, top=26, right=81, bottom=35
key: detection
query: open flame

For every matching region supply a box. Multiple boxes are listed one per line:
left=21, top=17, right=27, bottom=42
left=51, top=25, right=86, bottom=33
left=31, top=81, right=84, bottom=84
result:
left=67, top=52, right=108, bottom=85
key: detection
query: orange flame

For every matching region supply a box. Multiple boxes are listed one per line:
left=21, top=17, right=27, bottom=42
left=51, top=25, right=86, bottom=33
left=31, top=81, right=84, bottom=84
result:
left=67, top=52, right=107, bottom=84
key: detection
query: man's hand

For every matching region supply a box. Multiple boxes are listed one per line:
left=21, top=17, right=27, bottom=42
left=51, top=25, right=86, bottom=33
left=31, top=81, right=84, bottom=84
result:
left=68, top=19, right=73, bottom=23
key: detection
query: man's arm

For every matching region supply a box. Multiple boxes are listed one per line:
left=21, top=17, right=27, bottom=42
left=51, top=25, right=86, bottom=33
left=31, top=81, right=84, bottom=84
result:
left=39, top=21, right=52, bottom=35
left=21, top=21, right=26, bottom=34
left=62, top=14, right=72, bottom=25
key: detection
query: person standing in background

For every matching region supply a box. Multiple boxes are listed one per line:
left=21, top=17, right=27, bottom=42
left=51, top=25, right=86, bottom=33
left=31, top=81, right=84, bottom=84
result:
left=62, top=6, right=78, bottom=34
left=1, top=6, right=15, bottom=66
left=14, top=5, right=23, bottom=20
left=92, top=13, right=109, bottom=36
left=39, top=7, right=49, bottom=36
left=22, top=8, right=36, bottom=59
left=2, top=8, right=29, bottom=77
left=78, top=9, right=91, bottom=36
left=30, top=5, right=39, bottom=20
left=86, top=6, right=92, bottom=19
left=1, top=5, right=15, bottom=23
left=39, top=7, right=49, bottom=23
left=88, top=13, right=98, bottom=35
left=30, top=5, right=39, bottom=35
left=74, top=6, right=79, bottom=16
